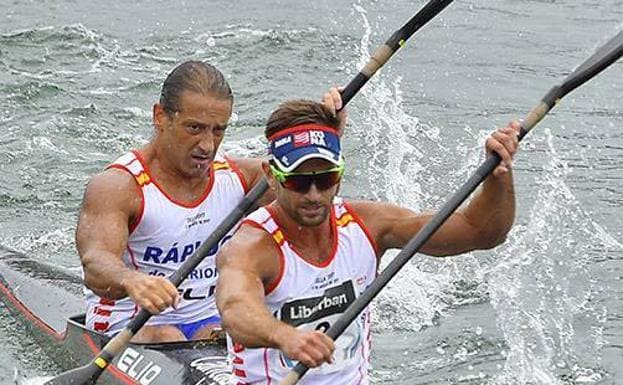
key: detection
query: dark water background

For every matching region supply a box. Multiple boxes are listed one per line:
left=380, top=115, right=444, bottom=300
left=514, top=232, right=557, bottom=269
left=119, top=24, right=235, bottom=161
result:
left=1, top=0, right=622, bottom=384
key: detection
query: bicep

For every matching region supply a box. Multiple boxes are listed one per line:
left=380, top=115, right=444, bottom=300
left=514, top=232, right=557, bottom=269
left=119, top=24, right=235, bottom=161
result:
left=76, top=173, right=137, bottom=264
left=215, top=252, right=266, bottom=321
left=216, top=227, right=280, bottom=309
left=76, top=203, right=128, bottom=260
left=362, top=202, right=481, bottom=257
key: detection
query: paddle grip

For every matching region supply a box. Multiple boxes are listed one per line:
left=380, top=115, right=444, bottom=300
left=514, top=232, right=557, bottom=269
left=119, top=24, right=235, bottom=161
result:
left=340, top=43, right=396, bottom=108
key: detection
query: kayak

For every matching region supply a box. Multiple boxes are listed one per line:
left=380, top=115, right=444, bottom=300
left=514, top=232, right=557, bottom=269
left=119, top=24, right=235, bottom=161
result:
left=0, top=246, right=229, bottom=385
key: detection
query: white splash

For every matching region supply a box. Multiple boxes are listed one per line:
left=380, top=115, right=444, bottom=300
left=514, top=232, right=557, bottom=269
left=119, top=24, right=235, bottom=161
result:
left=487, top=128, right=610, bottom=384
left=350, top=2, right=459, bottom=333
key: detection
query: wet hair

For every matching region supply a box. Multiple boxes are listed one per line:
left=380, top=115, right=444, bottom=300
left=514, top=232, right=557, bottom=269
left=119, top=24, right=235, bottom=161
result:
left=265, top=99, right=339, bottom=139
left=159, top=60, right=233, bottom=115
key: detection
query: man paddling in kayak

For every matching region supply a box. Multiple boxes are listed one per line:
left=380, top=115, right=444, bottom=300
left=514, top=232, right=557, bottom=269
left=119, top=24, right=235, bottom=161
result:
left=77, top=61, right=345, bottom=343
left=215, top=99, right=520, bottom=384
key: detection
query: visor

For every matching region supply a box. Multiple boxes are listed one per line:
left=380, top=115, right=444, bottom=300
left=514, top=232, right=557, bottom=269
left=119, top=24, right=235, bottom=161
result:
left=268, top=124, right=342, bottom=172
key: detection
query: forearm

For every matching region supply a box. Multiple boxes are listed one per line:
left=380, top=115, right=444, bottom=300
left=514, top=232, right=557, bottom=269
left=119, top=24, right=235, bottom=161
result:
left=462, top=170, right=515, bottom=247
left=81, top=251, right=137, bottom=299
left=221, top=300, right=291, bottom=348
left=218, top=277, right=291, bottom=348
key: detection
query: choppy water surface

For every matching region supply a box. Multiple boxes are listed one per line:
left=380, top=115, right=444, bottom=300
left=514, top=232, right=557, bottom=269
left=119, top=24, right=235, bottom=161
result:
left=1, top=0, right=622, bottom=384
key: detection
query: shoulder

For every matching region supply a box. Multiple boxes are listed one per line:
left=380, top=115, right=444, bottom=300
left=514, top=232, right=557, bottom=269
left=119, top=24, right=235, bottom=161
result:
left=226, top=156, right=263, bottom=185
left=219, top=222, right=276, bottom=265
left=226, top=156, right=275, bottom=205
left=345, top=199, right=416, bottom=222
left=85, top=167, right=138, bottom=197
left=217, top=220, right=281, bottom=284
left=344, top=199, right=421, bottom=248
left=81, top=167, right=141, bottom=217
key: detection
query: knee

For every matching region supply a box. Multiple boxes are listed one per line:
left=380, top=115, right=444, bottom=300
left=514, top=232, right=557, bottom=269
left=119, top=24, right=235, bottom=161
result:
left=131, top=325, right=186, bottom=343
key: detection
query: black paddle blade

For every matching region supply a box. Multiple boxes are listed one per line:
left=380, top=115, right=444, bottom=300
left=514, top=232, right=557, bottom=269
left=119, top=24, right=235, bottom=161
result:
left=44, top=362, right=103, bottom=385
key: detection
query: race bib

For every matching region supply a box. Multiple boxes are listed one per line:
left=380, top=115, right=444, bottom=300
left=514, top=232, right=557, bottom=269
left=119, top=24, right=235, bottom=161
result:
left=278, top=281, right=362, bottom=374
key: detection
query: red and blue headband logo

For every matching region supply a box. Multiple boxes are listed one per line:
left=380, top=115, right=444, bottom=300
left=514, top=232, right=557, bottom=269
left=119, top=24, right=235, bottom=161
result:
left=268, top=124, right=342, bottom=172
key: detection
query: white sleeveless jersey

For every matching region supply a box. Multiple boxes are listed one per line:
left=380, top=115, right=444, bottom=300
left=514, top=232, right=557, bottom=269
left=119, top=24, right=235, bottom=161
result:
left=85, top=150, right=248, bottom=335
left=228, top=198, right=378, bottom=385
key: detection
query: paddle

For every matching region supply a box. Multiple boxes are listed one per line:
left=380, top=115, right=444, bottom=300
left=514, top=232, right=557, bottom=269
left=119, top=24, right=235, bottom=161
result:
left=340, top=0, right=454, bottom=103
left=43, top=180, right=268, bottom=385
left=44, top=1, right=454, bottom=383
left=278, top=29, right=623, bottom=385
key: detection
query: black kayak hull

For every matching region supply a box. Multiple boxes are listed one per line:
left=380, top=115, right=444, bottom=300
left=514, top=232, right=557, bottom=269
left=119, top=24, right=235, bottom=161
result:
left=0, top=247, right=229, bottom=385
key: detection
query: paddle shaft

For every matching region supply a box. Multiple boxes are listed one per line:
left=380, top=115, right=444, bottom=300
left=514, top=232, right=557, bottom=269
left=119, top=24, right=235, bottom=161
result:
left=341, top=0, right=454, bottom=104
left=280, top=29, right=623, bottom=385
left=128, top=179, right=267, bottom=332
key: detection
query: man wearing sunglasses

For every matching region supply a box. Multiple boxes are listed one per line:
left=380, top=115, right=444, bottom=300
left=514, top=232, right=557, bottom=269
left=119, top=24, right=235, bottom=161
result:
left=216, top=99, right=520, bottom=384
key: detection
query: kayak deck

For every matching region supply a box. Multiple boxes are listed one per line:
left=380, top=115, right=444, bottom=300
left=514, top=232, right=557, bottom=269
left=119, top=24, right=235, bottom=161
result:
left=0, top=247, right=229, bottom=385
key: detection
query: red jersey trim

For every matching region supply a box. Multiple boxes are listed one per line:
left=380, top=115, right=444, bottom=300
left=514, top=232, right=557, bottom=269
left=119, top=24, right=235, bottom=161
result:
left=239, top=219, right=285, bottom=296
left=105, top=163, right=144, bottom=234
left=224, top=156, right=250, bottom=194
left=126, top=246, right=140, bottom=271
left=263, top=347, right=272, bottom=385
left=94, top=307, right=112, bottom=317
left=342, top=201, right=381, bottom=257
left=99, top=298, right=115, bottom=306
left=130, top=150, right=215, bottom=209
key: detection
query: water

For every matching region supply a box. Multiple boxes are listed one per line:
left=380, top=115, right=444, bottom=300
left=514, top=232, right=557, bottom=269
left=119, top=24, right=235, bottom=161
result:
left=1, top=0, right=622, bottom=383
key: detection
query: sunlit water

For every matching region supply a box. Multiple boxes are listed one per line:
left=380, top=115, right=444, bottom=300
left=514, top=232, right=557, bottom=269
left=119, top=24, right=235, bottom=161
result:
left=1, top=0, right=622, bottom=384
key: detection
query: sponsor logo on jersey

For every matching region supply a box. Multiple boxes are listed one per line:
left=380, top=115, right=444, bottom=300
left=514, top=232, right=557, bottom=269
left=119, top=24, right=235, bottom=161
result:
left=148, top=266, right=218, bottom=280
left=311, top=271, right=339, bottom=291
left=179, top=285, right=216, bottom=300
left=142, top=234, right=233, bottom=264
left=185, top=212, right=211, bottom=230
left=280, top=281, right=356, bottom=327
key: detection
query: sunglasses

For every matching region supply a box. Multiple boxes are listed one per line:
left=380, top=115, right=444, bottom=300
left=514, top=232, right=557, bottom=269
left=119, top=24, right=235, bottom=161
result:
left=269, top=163, right=344, bottom=193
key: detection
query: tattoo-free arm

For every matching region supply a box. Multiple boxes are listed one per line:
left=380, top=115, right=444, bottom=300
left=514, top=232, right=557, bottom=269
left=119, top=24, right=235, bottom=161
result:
left=216, top=225, right=289, bottom=347
left=76, top=169, right=141, bottom=298
left=216, top=225, right=335, bottom=366
left=77, top=169, right=180, bottom=312
left=349, top=169, right=515, bottom=257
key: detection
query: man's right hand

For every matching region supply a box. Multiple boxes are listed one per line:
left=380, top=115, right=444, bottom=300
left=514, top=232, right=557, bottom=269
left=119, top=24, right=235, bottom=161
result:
left=121, top=271, right=180, bottom=314
left=322, top=86, right=347, bottom=135
left=274, top=325, right=335, bottom=368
